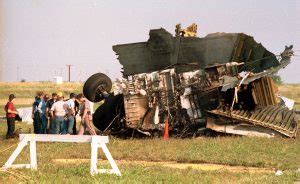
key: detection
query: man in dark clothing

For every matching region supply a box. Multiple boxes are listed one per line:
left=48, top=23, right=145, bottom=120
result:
left=46, top=93, right=58, bottom=111
left=40, top=94, right=49, bottom=134
left=73, top=98, right=80, bottom=134
left=46, top=93, right=57, bottom=133
left=4, top=94, right=18, bottom=139
left=32, top=92, right=44, bottom=134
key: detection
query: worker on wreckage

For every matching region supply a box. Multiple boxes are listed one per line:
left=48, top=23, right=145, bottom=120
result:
left=82, top=24, right=297, bottom=138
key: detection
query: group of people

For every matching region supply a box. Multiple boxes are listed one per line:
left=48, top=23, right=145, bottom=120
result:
left=4, top=92, right=96, bottom=139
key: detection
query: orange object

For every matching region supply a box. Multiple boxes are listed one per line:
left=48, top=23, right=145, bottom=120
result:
left=163, top=117, right=169, bottom=140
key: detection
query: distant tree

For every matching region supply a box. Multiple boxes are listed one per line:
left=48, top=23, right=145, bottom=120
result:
left=20, top=79, right=26, bottom=82
left=271, top=74, right=283, bottom=85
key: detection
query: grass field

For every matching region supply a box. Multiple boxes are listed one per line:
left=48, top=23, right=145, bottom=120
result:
left=0, top=82, right=84, bottom=116
left=0, top=122, right=299, bottom=183
left=0, top=82, right=83, bottom=99
left=0, top=82, right=299, bottom=183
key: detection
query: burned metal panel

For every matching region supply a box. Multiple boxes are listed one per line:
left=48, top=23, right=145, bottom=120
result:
left=113, top=42, right=155, bottom=76
left=196, top=33, right=239, bottom=65
left=175, top=34, right=239, bottom=68
left=113, top=28, right=279, bottom=77
left=113, top=29, right=174, bottom=76
left=238, top=36, right=279, bottom=72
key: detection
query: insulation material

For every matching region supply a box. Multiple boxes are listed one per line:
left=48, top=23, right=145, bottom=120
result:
left=279, top=96, right=295, bottom=110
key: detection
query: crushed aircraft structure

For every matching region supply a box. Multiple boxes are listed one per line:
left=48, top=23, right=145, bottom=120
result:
left=84, top=24, right=298, bottom=138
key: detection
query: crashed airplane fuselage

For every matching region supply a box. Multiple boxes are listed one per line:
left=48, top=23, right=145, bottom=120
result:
left=84, top=24, right=298, bottom=138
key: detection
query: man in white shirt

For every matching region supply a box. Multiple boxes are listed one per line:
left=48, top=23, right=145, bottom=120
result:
left=64, top=93, right=76, bottom=134
left=50, top=93, right=66, bottom=134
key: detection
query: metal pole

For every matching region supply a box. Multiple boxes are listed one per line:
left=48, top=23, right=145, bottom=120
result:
left=66, top=65, right=72, bottom=82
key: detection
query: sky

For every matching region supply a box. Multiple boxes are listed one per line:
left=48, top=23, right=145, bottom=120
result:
left=2, top=0, right=300, bottom=83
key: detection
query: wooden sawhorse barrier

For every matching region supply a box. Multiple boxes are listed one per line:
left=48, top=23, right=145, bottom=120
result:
left=2, top=134, right=121, bottom=176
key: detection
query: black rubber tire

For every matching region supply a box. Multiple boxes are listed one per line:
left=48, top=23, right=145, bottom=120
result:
left=93, top=93, right=125, bottom=131
left=83, top=73, right=112, bottom=102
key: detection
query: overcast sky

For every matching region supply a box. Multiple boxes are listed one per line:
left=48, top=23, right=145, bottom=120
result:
left=2, top=0, right=300, bottom=83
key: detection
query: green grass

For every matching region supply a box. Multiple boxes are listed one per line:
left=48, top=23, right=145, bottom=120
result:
left=1, top=164, right=298, bottom=184
left=1, top=123, right=299, bottom=170
left=0, top=122, right=299, bottom=183
left=0, top=82, right=83, bottom=99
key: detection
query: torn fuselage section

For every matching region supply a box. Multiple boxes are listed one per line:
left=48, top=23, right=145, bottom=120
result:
left=89, top=26, right=297, bottom=138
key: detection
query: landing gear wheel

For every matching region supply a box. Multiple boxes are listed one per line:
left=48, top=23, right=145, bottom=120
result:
left=93, top=94, right=125, bottom=131
left=83, top=73, right=112, bottom=102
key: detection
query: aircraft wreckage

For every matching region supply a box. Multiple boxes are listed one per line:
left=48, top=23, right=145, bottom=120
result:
left=83, top=24, right=298, bottom=138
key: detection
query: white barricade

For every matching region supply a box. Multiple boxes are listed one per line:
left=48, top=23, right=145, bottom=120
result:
left=2, top=134, right=121, bottom=176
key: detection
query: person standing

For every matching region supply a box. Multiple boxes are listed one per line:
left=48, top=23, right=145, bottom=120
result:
left=77, top=94, right=96, bottom=135
left=32, top=92, right=44, bottom=134
left=46, top=93, right=57, bottom=133
left=40, top=94, right=49, bottom=134
left=64, top=93, right=76, bottom=134
left=73, top=98, right=80, bottom=134
left=4, top=94, right=18, bottom=139
left=50, top=93, right=66, bottom=134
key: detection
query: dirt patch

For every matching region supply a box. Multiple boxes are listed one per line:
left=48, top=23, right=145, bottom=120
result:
left=52, top=159, right=275, bottom=173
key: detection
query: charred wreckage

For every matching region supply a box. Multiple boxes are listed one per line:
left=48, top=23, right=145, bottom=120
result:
left=83, top=24, right=298, bottom=138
